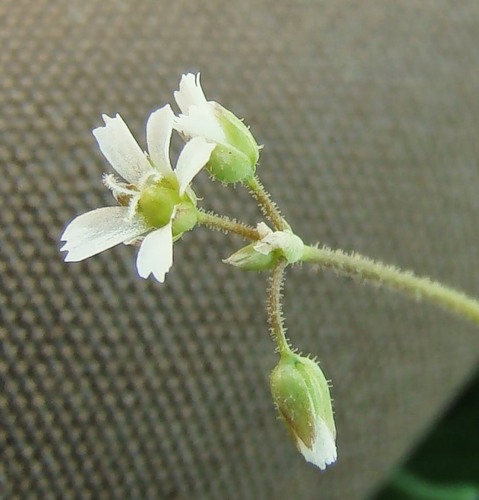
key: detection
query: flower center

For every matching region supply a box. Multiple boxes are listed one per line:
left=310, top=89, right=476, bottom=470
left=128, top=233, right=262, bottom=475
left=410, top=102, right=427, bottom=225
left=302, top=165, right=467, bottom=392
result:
left=137, top=177, right=181, bottom=229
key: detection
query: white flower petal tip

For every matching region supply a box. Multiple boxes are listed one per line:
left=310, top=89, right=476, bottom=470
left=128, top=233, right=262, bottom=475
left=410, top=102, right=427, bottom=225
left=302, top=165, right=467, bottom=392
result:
left=175, top=73, right=208, bottom=113
left=256, top=222, right=272, bottom=239
left=92, top=112, right=152, bottom=185
left=146, top=104, right=175, bottom=175
left=136, top=224, right=173, bottom=283
left=60, top=207, right=147, bottom=262
left=173, top=73, right=226, bottom=145
left=101, top=113, right=118, bottom=124
left=297, top=421, right=337, bottom=470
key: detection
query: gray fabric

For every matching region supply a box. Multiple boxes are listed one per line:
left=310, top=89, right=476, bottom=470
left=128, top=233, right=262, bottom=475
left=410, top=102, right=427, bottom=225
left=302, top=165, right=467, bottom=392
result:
left=1, top=1, right=479, bottom=498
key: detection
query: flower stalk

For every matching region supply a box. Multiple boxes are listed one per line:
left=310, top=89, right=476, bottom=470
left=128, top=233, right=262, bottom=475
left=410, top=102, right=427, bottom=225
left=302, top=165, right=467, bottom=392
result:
left=196, top=210, right=259, bottom=240
left=267, top=259, right=291, bottom=354
left=246, top=175, right=289, bottom=231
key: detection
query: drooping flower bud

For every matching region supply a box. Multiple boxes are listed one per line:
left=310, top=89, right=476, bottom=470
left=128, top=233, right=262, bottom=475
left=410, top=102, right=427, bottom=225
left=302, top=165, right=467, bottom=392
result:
left=174, top=73, right=260, bottom=184
left=270, top=351, right=337, bottom=470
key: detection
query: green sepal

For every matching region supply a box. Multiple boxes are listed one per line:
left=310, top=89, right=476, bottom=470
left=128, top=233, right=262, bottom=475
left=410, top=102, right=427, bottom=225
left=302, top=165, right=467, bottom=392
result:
left=214, top=102, right=259, bottom=166
left=172, top=202, right=198, bottom=237
left=206, top=143, right=255, bottom=184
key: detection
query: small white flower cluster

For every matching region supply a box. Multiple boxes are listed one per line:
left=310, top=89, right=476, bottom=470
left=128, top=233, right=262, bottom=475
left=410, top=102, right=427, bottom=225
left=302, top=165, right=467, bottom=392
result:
left=60, top=73, right=338, bottom=472
left=61, top=74, right=242, bottom=282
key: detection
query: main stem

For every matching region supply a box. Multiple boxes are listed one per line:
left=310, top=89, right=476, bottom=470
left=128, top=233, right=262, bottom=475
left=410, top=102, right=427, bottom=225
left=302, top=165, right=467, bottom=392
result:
left=267, top=260, right=291, bottom=354
left=302, top=245, right=479, bottom=325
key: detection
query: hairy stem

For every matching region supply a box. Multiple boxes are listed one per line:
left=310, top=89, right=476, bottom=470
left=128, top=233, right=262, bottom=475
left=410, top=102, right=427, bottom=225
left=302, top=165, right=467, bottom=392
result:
left=267, top=260, right=292, bottom=354
left=302, top=245, right=479, bottom=325
left=197, top=210, right=259, bottom=240
left=246, top=176, right=288, bottom=231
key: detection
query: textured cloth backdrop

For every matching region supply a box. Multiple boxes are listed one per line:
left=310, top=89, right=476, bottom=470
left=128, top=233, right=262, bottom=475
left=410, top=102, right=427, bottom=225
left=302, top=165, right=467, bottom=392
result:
left=1, top=1, right=479, bottom=499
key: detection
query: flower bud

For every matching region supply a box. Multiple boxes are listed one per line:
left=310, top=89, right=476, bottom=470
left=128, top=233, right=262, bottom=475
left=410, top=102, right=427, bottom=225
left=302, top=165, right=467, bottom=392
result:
left=270, top=351, right=337, bottom=470
left=223, top=242, right=278, bottom=271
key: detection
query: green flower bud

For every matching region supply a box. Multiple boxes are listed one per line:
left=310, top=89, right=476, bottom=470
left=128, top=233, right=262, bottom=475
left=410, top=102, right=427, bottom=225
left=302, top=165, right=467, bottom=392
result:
left=223, top=242, right=279, bottom=271
left=270, top=351, right=337, bottom=470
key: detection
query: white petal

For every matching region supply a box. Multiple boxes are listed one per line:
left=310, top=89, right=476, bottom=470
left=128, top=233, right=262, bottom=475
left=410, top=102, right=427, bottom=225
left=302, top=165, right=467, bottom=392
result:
left=60, top=207, right=148, bottom=262
left=174, top=104, right=226, bottom=145
left=254, top=230, right=304, bottom=263
left=297, top=419, right=337, bottom=470
left=175, top=137, right=215, bottom=195
left=136, top=223, right=173, bottom=282
left=253, top=241, right=273, bottom=255
left=92, top=113, right=152, bottom=184
left=146, top=104, right=174, bottom=175
left=256, top=222, right=273, bottom=239
left=254, top=231, right=290, bottom=255
left=174, top=73, right=208, bottom=113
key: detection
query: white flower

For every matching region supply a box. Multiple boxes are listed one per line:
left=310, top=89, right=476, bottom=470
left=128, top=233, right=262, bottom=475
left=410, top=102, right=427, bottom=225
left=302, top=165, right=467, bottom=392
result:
left=60, top=105, right=215, bottom=282
left=173, top=73, right=259, bottom=183
left=253, top=222, right=304, bottom=264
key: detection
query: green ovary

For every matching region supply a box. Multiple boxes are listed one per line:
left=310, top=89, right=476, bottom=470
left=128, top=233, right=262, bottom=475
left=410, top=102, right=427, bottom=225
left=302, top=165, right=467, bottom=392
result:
left=138, top=181, right=181, bottom=229
left=138, top=179, right=198, bottom=236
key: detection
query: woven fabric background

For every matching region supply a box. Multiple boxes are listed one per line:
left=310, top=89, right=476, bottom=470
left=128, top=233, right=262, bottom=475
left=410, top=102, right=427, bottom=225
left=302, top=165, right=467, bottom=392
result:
left=1, top=1, right=479, bottom=499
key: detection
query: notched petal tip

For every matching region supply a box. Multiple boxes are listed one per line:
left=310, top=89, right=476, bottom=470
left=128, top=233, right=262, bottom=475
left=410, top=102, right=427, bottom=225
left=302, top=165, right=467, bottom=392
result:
left=60, top=207, right=147, bottom=263
left=175, top=72, right=208, bottom=113
left=92, top=112, right=152, bottom=185
left=136, top=224, right=174, bottom=282
left=100, top=113, right=120, bottom=124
